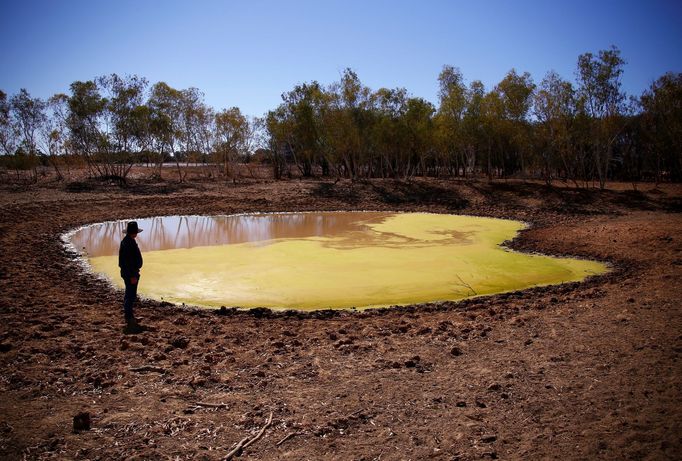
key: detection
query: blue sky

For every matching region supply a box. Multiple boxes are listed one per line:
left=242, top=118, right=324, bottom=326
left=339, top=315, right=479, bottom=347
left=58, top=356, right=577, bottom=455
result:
left=1, top=0, right=681, bottom=117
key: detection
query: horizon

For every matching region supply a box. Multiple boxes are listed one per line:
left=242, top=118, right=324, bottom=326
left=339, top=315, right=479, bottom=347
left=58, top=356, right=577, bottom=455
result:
left=1, top=0, right=681, bottom=117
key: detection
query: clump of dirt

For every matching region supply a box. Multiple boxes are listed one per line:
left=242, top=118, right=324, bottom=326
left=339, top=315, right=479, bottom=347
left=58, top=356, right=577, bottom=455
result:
left=0, top=176, right=680, bottom=460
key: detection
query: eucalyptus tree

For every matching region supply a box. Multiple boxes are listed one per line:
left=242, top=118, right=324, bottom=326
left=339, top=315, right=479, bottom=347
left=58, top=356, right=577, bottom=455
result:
left=325, top=74, right=364, bottom=179
left=460, top=80, right=486, bottom=177
left=66, top=75, right=149, bottom=181
left=66, top=80, right=107, bottom=177
left=494, top=69, right=535, bottom=176
left=178, top=87, right=206, bottom=166
left=0, top=90, right=18, bottom=156
left=435, top=66, right=467, bottom=176
left=10, top=89, right=47, bottom=180
left=268, top=81, right=327, bottom=177
left=403, top=97, right=435, bottom=178
left=40, top=93, right=71, bottom=180
left=533, top=71, right=577, bottom=184
left=195, top=103, right=216, bottom=174
left=480, top=89, right=505, bottom=180
left=640, top=72, right=682, bottom=183
left=333, top=69, right=374, bottom=178
left=576, top=46, right=626, bottom=189
left=99, top=74, right=149, bottom=179
left=214, top=107, right=249, bottom=178
left=372, top=87, right=409, bottom=178
left=148, top=82, right=183, bottom=177
left=262, top=110, right=290, bottom=179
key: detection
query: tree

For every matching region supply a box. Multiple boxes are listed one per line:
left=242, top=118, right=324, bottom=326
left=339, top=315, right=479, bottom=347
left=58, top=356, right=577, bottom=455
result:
left=494, top=69, right=535, bottom=177
left=148, top=81, right=183, bottom=178
left=10, top=89, right=47, bottom=181
left=534, top=71, right=577, bottom=184
left=39, top=93, right=71, bottom=180
left=214, top=107, right=249, bottom=178
left=372, top=87, right=408, bottom=178
left=576, top=46, right=626, bottom=188
left=640, top=72, right=682, bottom=182
left=0, top=90, right=19, bottom=156
left=67, top=75, right=149, bottom=182
left=268, top=81, right=327, bottom=177
left=435, top=66, right=467, bottom=176
left=460, top=80, right=486, bottom=177
left=403, top=97, right=435, bottom=178
left=481, top=90, right=504, bottom=180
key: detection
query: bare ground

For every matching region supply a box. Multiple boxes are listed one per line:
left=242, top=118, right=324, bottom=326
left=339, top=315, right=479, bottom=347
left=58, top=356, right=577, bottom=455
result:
left=0, top=176, right=680, bottom=460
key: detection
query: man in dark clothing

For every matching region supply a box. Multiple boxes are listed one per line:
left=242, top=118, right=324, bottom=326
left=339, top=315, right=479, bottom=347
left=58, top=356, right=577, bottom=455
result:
left=119, top=221, right=144, bottom=333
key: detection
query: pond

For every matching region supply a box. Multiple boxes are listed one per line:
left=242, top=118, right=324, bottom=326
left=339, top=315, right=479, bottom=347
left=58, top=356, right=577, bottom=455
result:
left=67, top=212, right=608, bottom=310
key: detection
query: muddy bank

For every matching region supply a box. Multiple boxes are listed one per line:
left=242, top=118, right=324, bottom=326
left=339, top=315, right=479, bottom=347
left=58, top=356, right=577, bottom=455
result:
left=0, top=178, right=680, bottom=460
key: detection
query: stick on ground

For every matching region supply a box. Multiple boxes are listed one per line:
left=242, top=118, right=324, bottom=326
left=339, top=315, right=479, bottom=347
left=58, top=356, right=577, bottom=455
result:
left=276, top=431, right=304, bottom=447
left=195, top=402, right=229, bottom=409
left=129, top=365, right=167, bottom=373
left=224, top=411, right=274, bottom=460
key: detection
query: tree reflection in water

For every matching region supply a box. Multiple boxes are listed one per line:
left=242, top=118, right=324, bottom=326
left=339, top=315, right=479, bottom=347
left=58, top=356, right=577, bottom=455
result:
left=70, top=212, right=395, bottom=257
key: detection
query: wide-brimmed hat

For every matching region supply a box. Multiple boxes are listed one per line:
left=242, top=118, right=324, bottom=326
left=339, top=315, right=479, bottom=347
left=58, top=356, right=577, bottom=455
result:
left=125, top=221, right=143, bottom=234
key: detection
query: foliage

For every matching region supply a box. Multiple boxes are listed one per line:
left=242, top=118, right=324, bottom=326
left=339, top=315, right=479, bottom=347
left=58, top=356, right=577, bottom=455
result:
left=1, top=46, right=681, bottom=186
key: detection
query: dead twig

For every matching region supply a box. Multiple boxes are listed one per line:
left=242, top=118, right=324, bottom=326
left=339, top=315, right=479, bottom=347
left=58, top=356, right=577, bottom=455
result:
left=276, top=431, right=304, bottom=446
left=454, top=274, right=477, bottom=296
left=195, top=402, right=229, bottom=409
left=129, top=365, right=167, bottom=373
left=224, top=411, right=273, bottom=460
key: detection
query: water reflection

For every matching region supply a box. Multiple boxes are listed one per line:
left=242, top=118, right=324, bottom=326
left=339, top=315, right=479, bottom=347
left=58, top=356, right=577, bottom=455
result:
left=70, top=212, right=397, bottom=257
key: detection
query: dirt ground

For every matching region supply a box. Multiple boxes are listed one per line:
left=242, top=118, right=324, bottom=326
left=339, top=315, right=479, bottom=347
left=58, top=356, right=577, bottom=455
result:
left=0, top=174, right=680, bottom=460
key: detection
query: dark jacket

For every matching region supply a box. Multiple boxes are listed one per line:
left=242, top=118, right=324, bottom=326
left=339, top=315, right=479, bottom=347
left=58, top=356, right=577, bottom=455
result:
left=119, top=235, right=143, bottom=279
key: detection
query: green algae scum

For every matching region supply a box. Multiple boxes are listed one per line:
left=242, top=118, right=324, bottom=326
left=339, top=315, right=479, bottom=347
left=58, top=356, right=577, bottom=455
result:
left=69, top=212, right=608, bottom=310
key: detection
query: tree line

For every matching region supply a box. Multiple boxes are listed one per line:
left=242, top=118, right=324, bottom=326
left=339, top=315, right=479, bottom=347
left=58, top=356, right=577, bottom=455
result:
left=1, top=46, right=680, bottom=186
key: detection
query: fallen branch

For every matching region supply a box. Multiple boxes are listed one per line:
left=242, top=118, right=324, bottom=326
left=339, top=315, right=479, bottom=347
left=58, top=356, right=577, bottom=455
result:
left=195, top=402, right=229, bottom=409
left=454, top=274, right=477, bottom=296
left=129, top=365, right=167, bottom=373
left=225, top=411, right=273, bottom=460
left=276, top=431, right=304, bottom=446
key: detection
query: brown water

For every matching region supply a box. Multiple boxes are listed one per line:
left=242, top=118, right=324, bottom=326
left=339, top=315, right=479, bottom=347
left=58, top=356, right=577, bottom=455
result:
left=70, top=212, right=470, bottom=257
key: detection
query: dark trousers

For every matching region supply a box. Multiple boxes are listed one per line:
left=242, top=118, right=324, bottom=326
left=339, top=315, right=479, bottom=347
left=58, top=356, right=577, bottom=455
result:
left=123, top=276, right=139, bottom=321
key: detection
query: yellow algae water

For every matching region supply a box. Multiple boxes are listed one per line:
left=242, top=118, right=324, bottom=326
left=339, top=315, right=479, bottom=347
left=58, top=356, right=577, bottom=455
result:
left=71, top=212, right=608, bottom=310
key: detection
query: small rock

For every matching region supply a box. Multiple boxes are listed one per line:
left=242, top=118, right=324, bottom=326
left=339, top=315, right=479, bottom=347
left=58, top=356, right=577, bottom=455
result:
left=450, top=346, right=463, bottom=356
left=456, top=401, right=467, bottom=407
left=481, top=434, right=497, bottom=443
left=171, top=336, right=189, bottom=349
left=73, top=412, right=91, bottom=432
left=487, top=383, right=501, bottom=391
left=475, top=399, right=487, bottom=408
left=404, top=359, right=417, bottom=368
left=0, top=343, right=12, bottom=353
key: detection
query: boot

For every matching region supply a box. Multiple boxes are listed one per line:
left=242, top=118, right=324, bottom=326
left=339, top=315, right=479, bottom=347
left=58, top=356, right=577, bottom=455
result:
left=124, top=317, right=144, bottom=334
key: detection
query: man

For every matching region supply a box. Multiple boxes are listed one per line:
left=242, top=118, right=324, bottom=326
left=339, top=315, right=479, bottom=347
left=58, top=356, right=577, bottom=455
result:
left=119, top=221, right=144, bottom=334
